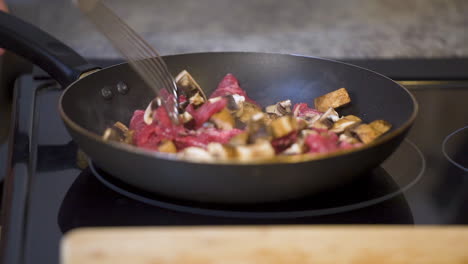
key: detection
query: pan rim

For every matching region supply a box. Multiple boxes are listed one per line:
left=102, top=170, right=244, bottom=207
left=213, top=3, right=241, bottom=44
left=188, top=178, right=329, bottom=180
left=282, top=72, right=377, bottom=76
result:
left=58, top=51, right=419, bottom=166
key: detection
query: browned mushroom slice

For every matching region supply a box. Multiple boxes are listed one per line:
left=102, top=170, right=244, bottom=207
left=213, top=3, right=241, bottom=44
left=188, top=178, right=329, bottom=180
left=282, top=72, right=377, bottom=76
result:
left=311, top=108, right=339, bottom=130
left=352, top=123, right=388, bottom=144
left=179, top=111, right=193, bottom=124
left=311, top=119, right=333, bottom=130
left=235, top=139, right=275, bottom=161
left=158, top=140, right=177, bottom=153
left=123, top=130, right=135, bottom=145
left=238, top=112, right=270, bottom=143
left=295, top=118, right=308, bottom=131
left=369, top=120, right=392, bottom=135
left=225, top=94, right=245, bottom=113
left=282, top=142, right=305, bottom=155
left=210, top=108, right=235, bottom=130
left=269, top=116, right=298, bottom=138
left=175, top=70, right=207, bottom=102
left=102, top=122, right=134, bottom=144
left=237, top=102, right=263, bottom=123
left=143, top=97, right=162, bottom=125
left=339, top=132, right=360, bottom=144
left=301, top=114, right=320, bottom=127
left=331, top=115, right=362, bottom=133
left=352, top=119, right=392, bottom=144
left=265, top=100, right=292, bottom=117
left=179, top=147, right=213, bottom=162
left=265, top=113, right=279, bottom=123
left=314, top=88, right=351, bottom=112
left=207, top=143, right=237, bottom=160
left=301, top=129, right=318, bottom=138
left=102, top=128, right=120, bottom=142
left=189, top=92, right=205, bottom=106
left=229, top=131, right=249, bottom=146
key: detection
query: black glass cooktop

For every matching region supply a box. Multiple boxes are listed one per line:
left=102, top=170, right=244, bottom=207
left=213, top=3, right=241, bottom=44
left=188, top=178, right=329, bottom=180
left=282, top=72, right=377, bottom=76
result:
left=1, top=59, right=467, bottom=264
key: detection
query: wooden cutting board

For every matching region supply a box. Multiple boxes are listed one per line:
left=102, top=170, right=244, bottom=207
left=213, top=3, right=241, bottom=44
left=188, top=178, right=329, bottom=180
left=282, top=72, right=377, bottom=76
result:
left=61, top=225, right=468, bottom=264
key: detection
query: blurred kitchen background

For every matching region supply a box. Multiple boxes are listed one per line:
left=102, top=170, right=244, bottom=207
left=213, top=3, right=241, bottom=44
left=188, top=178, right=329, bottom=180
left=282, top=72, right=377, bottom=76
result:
left=5, top=0, right=468, bottom=58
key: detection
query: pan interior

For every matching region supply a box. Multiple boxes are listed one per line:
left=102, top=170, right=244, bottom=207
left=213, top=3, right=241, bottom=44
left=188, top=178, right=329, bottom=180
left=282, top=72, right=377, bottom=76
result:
left=60, top=52, right=415, bottom=140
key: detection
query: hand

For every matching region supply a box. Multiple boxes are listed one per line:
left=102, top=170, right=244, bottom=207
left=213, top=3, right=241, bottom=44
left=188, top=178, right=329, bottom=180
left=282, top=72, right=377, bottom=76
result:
left=0, top=0, right=9, bottom=56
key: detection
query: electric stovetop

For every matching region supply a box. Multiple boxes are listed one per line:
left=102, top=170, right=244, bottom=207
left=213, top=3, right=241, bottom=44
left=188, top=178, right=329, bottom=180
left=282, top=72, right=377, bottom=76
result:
left=1, top=58, right=468, bottom=264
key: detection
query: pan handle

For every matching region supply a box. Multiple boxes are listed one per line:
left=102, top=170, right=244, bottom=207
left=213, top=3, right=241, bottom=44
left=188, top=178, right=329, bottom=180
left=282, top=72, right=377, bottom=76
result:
left=0, top=11, right=98, bottom=87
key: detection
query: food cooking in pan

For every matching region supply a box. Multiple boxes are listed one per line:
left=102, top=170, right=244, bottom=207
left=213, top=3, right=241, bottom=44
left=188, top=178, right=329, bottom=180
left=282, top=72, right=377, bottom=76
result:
left=102, top=71, right=391, bottom=162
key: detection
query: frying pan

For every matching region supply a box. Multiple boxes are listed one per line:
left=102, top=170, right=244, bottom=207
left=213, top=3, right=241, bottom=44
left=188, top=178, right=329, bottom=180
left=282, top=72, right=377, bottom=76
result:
left=0, top=12, right=417, bottom=204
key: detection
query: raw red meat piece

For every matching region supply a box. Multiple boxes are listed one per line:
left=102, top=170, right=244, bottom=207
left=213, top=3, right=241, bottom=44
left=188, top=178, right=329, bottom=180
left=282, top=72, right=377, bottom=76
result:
left=339, top=141, right=363, bottom=150
left=271, top=132, right=298, bottom=153
left=178, top=94, right=187, bottom=104
left=129, top=104, right=242, bottom=152
left=174, top=128, right=242, bottom=150
left=174, top=136, right=208, bottom=150
left=150, top=107, right=186, bottom=138
left=305, top=130, right=339, bottom=154
left=134, top=125, right=164, bottom=150
left=210, top=74, right=258, bottom=105
left=293, top=103, right=322, bottom=117
left=129, top=110, right=146, bottom=131
left=130, top=107, right=184, bottom=150
left=186, top=98, right=228, bottom=129
left=153, top=106, right=173, bottom=128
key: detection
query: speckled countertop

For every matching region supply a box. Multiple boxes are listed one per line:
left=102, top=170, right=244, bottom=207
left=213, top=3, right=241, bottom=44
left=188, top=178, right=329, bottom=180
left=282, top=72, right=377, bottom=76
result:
left=10, top=0, right=468, bottom=58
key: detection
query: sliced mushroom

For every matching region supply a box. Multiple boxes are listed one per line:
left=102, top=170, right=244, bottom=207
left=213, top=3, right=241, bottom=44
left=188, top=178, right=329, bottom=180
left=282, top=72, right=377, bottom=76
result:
left=179, top=111, right=193, bottom=123
left=180, top=147, right=213, bottom=162
left=320, top=107, right=340, bottom=121
left=143, top=97, right=162, bottom=125
left=296, top=118, right=308, bottom=131
left=269, top=116, right=298, bottom=138
left=225, top=94, right=245, bottom=113
left=237, top=102, right=263, bottom=123
left=229, top=131, right=249, bottom=146
left=245, top=112, right=271, bottom=143
left=102, top=128, right=120, bottom=142
left=352, top=119, right=392, bottom=144
left=314, top=87, right=351, bottom=112
left=311, top=107, right=339, bottom=129
left=235, top=139, right=275, bottom=162
left=330, top=115, right=362, bottom=133
left=208, top=96, right=223, bottom=103
left=189, top=92, right=205, bottom=106
left=158, top=140, right=177, bottom=153
left=282, top=142, right=305, bottom=155
left=175, top=70, right=207, bottom=102
left=339, top=132, right=360, bottom=144
left=369, top=120, right=392, bottom=135
left=300, top=129, right=318, bottom=138
left=311, top=119, right=333, bottom=130
left=207, top=143, right=236, bottom=160
left=102, top=122, right=134, bottom=144
left=265, top=100, right=292, bottom=117
left=210, top=108, right=235, bottom=130
left=123, top=130, right=135, bottom=145
left=351, top=124, right=379, bottom=144
left=301, top=114, right=321, bottom=126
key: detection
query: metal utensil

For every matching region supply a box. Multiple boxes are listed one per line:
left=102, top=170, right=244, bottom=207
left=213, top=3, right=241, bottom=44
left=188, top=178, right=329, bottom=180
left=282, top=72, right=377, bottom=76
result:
left=75, top=0, right=179, bottom=123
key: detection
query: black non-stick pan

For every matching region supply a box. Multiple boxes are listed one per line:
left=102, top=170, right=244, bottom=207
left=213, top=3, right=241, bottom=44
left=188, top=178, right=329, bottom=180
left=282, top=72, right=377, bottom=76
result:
left=0, top=12, right=417, bottom=204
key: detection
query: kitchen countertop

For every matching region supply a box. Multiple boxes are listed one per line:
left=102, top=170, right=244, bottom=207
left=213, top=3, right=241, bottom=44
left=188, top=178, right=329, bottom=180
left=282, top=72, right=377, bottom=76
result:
left=9, top=0, right=468, bottom=59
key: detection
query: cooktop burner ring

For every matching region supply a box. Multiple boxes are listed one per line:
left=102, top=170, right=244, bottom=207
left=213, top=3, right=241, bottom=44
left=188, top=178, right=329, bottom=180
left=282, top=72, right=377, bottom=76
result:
left=442, top=125, right=468, bottom=172
left=90, top=139, right=425, bottom=219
